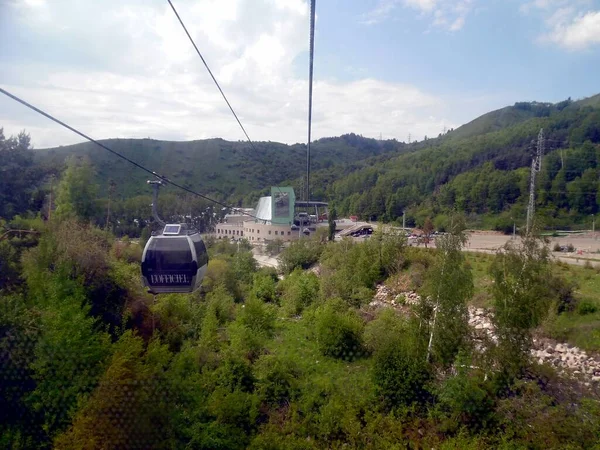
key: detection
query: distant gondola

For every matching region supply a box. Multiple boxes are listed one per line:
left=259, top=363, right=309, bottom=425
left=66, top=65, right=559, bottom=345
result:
left=141, top=223, right=208, bottom=294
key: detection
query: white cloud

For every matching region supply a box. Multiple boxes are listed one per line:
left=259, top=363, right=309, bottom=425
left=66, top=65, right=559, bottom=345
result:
left=521, top=0, right=600, bottom=50
left=544, top=10, right=600, bottom=49
left=1, top=0, right=455, bottom=149
left=361, top=0, right=474, bottom=31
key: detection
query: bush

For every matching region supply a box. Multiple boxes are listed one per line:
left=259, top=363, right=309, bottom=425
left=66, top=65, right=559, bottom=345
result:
left=372, top=335, right=431, bottom=409
left=278, top=239, right=323, bottom=274
left=250, top=273, right=277, bottom=304
left=548, top=273, right=578, bottom=314
left=364, top=308, right=407, bottom=354
left=437, top=361, right=495, bottom=430
left=254, top=355, right=302, bottom=406
left=278, top=269, right=319, bottom=316
left=314, top=301, right=364, bottom=360
left=577, top=299, right=598, bottom=315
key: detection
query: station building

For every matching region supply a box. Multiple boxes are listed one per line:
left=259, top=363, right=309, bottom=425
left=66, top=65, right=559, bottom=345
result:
left=215, top=187, right=328, bottom=243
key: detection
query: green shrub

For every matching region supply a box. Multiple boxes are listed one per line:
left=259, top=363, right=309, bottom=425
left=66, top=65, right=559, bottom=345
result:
left=437, top=363, right=495, bottom=430
left=577, top=299, right=598, bottom=315
left=372, top=333, right=431, bottom=410
left=255, top=355, right=302, bottom=406
left=364, top=308, right=407, bottom=354
left=278, top=269, right=319, bottom=316
left=314, top=301, right=364, bottom=360
left=239, top=297, right=276, bottom=337
left=250, top=273, right=277, bottom=304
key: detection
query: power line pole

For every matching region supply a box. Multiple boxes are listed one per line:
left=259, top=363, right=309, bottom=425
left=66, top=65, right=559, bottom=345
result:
left=408, top=133, right=411, bottom=144
left=48, top=175, right=54, bottom=221
left=526, top=128, right=544, bottom=235
left=106, top=179, right=116, bottom=229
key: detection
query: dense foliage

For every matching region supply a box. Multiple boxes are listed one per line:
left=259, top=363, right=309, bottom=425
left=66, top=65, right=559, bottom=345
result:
left=2, top=205, right=599, bottom=448
left=2, top=104, right=600, bottom=447
left=307, top=98, right=600, bottom=230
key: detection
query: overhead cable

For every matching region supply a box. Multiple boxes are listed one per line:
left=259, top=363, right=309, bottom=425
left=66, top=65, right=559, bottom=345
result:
left=166, top=0, right=256, bottom=151
left=0, top=87, right=259, bottom=219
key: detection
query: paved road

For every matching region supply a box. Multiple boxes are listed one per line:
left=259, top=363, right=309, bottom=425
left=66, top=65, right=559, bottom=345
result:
left=463, top=233, right=600, bottom=267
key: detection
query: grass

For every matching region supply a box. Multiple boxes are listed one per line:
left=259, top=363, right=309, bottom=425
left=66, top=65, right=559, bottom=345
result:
left=542, top=261, right=600, bottom=352
left=464, top=251, right=600, bottom=352
left=464, top=252, right=494, bottom=308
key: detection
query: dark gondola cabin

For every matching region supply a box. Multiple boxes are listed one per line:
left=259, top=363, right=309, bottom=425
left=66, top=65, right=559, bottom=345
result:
left=141, top=224, right=208, bottom=294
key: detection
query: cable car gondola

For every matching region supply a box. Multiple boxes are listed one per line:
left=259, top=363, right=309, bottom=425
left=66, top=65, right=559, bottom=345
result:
left=141, top=181, right=209, bottom=294
left=141, top=223, right=208, bottom=294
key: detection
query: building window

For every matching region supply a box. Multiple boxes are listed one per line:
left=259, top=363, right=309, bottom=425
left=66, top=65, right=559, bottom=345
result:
left=268, top=230, right=271, bottom=235
left=288, top=231, right=291, bottom=236
left=257, top=230, right=260, bottom=234
left=274, top=231, right=278, bottom=235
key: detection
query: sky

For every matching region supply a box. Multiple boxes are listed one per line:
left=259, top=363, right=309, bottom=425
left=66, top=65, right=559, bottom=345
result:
left=0, top=0, right=599, bottom=149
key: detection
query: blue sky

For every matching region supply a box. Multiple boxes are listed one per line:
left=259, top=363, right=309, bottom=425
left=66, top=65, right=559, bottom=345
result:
left=1, top=0, right=599, bottom=148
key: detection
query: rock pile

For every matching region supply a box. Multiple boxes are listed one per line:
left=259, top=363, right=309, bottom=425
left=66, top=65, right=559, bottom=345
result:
left=531, top=341, right=600, bottom=381
left=369, top=284, right=421, bottom=309
left=468, top=307, right=497, bottom=343
left=370, top=284, right=600, bottom=383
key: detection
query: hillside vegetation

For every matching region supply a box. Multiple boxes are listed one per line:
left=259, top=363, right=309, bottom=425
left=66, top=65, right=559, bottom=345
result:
left=2, top=201, right=600, bottom=447
left=3, top=146, right=600, bottom=447
left=4, top=93, right=600, bottom=238
left=36, top=134, right=406, bottom=203
left=312, top=96, right=600, bottom=230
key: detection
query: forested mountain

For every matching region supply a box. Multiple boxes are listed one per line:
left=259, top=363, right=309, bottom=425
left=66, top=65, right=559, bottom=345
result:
left=36, top=134, right=406, bottom=203
left=5, top=93, right=600, bottom=234
left=310, top=96, right=600, bottom=230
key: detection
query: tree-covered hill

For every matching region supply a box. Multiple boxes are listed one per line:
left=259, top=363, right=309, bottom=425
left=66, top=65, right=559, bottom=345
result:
left=309, top=95, right=600, bottom=230
left=35, top=134, right=407, bottom=203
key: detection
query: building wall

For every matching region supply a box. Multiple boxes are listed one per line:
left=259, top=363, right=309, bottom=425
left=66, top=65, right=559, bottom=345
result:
left=242, top=220, right=298, bottom=242
left=215, top=223, right=244, bottom=238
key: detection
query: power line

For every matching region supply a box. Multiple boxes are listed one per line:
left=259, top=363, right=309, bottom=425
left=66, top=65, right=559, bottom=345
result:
left=166, top=0, right=291, bottom=208
left=166, top=0, right=256, bottom=151
left=0, top=87, right=260, bottom=220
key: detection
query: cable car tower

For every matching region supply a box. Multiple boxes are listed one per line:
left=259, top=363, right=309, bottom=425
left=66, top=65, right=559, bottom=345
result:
left=526, top=128, right=544, bottom=235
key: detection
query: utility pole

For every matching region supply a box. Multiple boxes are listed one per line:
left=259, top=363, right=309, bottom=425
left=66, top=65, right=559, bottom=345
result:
left=106, top=179, right=116, bottom=229
left=408, top=133, right=411, bottom=144
left=48, top=175, right=54, bottom=221
left=402, top=210, right=406, bottom=230
left=526, top=129, right=544, bottom=235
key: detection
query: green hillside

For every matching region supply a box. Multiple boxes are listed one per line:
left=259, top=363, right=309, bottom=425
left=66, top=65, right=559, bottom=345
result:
left=308, top=95, right=600, bottom=230
left=36, top=134, right=406, bottom=202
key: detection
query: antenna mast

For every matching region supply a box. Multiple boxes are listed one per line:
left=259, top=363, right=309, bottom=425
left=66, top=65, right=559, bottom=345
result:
left=526, top=128, right=544, bottom=235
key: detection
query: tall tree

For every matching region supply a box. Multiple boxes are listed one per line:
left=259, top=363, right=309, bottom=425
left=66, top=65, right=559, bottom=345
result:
left=0, top=129, right=43, bottom=219
left=328, top=205, right=337, bottom=241
left=490, top=234, right=553, bottom=377
left=419, top=217, right=473, bottom=366
left=55, top=156, right=99, bottom=222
